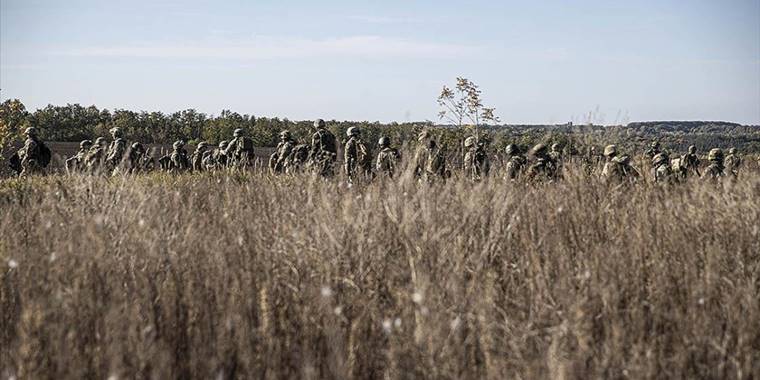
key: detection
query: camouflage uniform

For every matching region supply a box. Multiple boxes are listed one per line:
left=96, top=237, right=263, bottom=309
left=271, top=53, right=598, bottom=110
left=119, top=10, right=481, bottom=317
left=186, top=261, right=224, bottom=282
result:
left=126, top=142, right=153, bottom=173
left=504, top=144, right=526, bottom=181
left=309, top=119, right=338, bottom=177
left=106, top=128, right=128, bottom=171
left=191, top=142, right=210, bottom=172
left=463, top=136, right=489, bottom=181
left=224, top=129, right=255, bottom=169
left=170, top=140, right=190, bottom=172
left=85, top=137, right=108, bottom=173
left=375, top=137, right=401, bottom=178
left=269, top=131, right=295, bottom=174
left=525, top=143, right=557, bottom=181
left=702, top=148, right=725, bottom=180
left=343, top=127, right=372, bottom=180
left=286, top=144, right=311, bottom=174
left=203, top=141, right=229, bottom=170
left=679, top=145, right=701, bottom=178
left=601, top=145, right=639, bottom=184
left=66, top=140, right=92, bottom=173
left=724, top=148, right=741, bottom=177
left=651, top=153, right=675, bottom=184
left=644, top=141, right=661, bottom=160
left=413, top=131, right=447, bottom=182
left=16, top=127, right=50, bottom=176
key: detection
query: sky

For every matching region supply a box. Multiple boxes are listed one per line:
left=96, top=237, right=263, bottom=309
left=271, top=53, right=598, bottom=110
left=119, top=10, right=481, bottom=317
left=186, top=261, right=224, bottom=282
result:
left=1, top=0, right=759, bottom=125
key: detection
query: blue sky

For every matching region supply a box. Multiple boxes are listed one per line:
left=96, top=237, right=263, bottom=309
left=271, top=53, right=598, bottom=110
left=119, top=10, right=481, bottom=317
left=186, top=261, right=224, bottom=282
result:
left=2, top=0, right=759, bottom=124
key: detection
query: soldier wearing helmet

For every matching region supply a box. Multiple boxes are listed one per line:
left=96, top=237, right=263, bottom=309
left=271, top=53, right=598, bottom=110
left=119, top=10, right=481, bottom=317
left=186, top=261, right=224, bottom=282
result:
left=344, top=126, right=371, bottom=181
left=309, top=119, right=337, bottom=177
left=191, top=142, right=211, bottom=172
left=170, top=140, right=190, bottom=172
left=204, top=140, right=229, bottom=170
left=644, top=141, right=661, bottom=160
left=126, top=142, right=153, bottom=173
left=84, top=137, right=109, bottom=173
left=413, top=130, right=447, bottom=181
left=651, top=152, right=675, bottom=183
left=13, top=126, right=49, bottom=176
left=724, top=147, right=741, bottom=177
left=66, top=140, right=93, bottom=173
left=375, top=136, right=401, bottom=178
left=601, top=144, right=640, bottom=184
left=223, top=128, right=255, bottom=169
left=702, top=148, right=725, bottom=180
left=504, top=144, right=526, bottom=181
left=269, top=131, right=296, bottom=174
left=463, top=136, right=489, bottom=181
left=679, top=145, right=701, bottom=178
left=525, top=143, right=558, bottom=181
left=106, top=127, right=128, bottom=172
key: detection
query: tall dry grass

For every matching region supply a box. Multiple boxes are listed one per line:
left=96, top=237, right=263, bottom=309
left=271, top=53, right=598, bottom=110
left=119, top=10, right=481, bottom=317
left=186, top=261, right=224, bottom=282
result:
left=0, top=163, right=759, bottom=379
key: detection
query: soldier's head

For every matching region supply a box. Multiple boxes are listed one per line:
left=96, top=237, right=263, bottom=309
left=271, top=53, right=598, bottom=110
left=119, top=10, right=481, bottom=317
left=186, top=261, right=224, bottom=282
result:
left=551, top=143, right=561, bottom=152
left=530, top=143, right=548, bottom=158
left=110, top=127, right=123, bottom=138
left=80, top=140, right=93, bottom=149
left=173, top=140, right=184, bottom=150
left=131, top=142, right=144, bottom=153
left=279, top=130, right=291, bottom=141
left=314, top=119, right=326, bottom=129
left=95, top=137, right=107, bottom=146
left=197, top=142, right=208, bottom=150
left=464, top=136, right=476, bottom=148
left=617, top=155, right=631, bottom=165
left=650, top=141, right=661, bottom=150
left=652, top=153, right=668, bottom=167
left=346, top=127, right=360, bottom=137
left=219, top=140, right=228, bottom=149
left=728, top=147, right=737, bottom=155
left=708, top=148, right=723, bottom=163
left=603, top=144, right=617, bottom=158
left=417, top=130, right=430, bottom=142
left=24, top=127, right=38, bottom=137
left=378, top=137, right=390, bottom=148
left=233, top=128, right=245, bottom=138
left=505, top=144, right=519, bottom=156
left=688, top=145, right=696, bottom=154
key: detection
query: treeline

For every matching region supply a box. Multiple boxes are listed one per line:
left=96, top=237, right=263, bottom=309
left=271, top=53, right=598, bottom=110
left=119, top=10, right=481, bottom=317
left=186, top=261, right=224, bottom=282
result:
left=2, top=99, right=759, bottom=154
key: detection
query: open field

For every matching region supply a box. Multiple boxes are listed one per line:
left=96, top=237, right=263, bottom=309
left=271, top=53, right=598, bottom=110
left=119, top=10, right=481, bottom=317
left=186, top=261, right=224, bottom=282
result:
left=1, top=165, right=759, bottom=379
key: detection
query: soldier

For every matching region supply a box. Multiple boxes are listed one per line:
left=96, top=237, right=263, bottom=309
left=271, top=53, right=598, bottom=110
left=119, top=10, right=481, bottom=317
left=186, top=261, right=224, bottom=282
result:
left=724, top=147, right=742, bottom=177
left=343, top=127, right=372, bottom=181
left=286, top=143, right=311, bottom=174
left=66, top=140, right=92, bottom=173
left=191, top=142, right=210, bottom=172
left=126, top=142, right=153, bottom=173
left=106, top=127, right=128, bottom=172
left=601, top=144, right=639, bottom=184
left=269, top=131, right=295, bottom=174
left=413, top=131, right=447, bottom=182
left=170, top=140, right=190, bottom=172
left=504, top=144, right=526, bottom=181
left=463, top=136, right=489, bottom=181
left=204, top=140, right=229, bottom=170
left=679, top=145, right=701, bottom=177
left=85, top=137, right=108, bottom=173
left=375, top=137, right=401, bottom=178
left=644, top=141, right=661, bottom=160
left=15, top=127, right=51, bottom=176
left=224, top=129, right=255, bottom=169
left=652, top=153, right=675, bottom=183
left=702, top=148, right=725, bottom=180
left=525, top=143, right=557, bottom=181
left=309, top=119, right=338, bottom=177
left=549, top=143, right=563, bottom=162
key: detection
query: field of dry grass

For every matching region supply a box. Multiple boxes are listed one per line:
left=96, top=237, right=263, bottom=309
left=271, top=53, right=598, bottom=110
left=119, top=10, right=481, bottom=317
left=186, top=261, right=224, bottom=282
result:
left=1, top=164, right=759, bottom=379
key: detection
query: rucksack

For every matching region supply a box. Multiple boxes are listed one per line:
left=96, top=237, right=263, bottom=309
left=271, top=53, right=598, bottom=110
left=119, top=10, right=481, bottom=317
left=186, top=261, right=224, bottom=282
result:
left=239, top=137, right=254, bottom=152
left=39, top=142, right=52, bottom=168
left=318, top=130, right=337, bottom=155
left=9, top=153, right=21, bottom=174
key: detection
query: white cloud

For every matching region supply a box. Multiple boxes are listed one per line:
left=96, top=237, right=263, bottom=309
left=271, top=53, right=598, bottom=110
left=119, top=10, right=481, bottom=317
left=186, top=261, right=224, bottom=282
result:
left=346, top=15, right=427, bottom=25
left=62, top=35, right=477, bottom=61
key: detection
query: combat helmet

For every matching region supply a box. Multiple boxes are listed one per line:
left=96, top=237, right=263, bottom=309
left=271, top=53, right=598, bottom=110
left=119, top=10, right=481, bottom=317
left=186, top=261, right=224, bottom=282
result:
left=708, top=148, right=723, bottom=162
left=505, top=144, right=519, bottom=156
left=464, top=136, right=477, bottom=148
left=603, top=144, right=617, bottom=157
left=95, top=137, right=107, bottom=146
left=688, top=145, right=696, bottom=154
left=346, top=127, right=360, bottom=137
left=197, top=142, right=208, bottom=149
left=173, top=140, right=184, bottom=150
left=652, top=153, right=669, bottom=167
left=279, top=130, right=291, bottom=140
left=378, top=137, right=390, bottom=147
left=24, top=127, right=38, bottom=136
left=728, top=147, right=737, bottom=155
left=80, top=140, right=93, bottom=148
left=530, top=143, right=548, bottom=157
left=233, top=128, right=244, bottom=137
left=110, top=127, right=122, bottom=138
left=219, top=140, right=228, bottom=149
left=314, top=119, right=326, bottom=129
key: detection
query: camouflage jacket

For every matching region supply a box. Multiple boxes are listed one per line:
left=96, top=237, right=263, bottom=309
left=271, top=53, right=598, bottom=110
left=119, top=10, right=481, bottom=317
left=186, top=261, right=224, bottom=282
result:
left=344, top=136, right=371, bottom=177
left=85, top=145, right=107, bottom=169
left=414, top=144, right=446, bottom=179
left=170, top=149, right=190, bottom=171
left=652, top=164, right=675, bottom=183
left=106, top=138, right=128, bottom=167
left=463, top=147, right=489, bottom=181
left=702, top=163, right=725, bottom=180
left=270, top=140, right=295, bottom=173
left=375, top=147, right=401, bottom=177
left=526, top=157, right=557, bottom=181
left=504, top=155, right=526, bottom=180
left=191, top=148, right=209, bottom=171
left=724, top=154, right=741, bottom=175
left=310, top=128, right=337, bottom=162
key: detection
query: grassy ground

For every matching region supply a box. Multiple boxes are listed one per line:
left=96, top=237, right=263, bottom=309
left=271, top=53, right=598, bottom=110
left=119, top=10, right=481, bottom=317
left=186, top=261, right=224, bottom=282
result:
left=1, top=165, right=759, bottom=379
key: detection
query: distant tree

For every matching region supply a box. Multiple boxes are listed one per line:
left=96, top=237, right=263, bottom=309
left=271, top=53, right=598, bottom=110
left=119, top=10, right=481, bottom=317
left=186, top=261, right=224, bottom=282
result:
left=0, top=99, right=29, bottom=163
